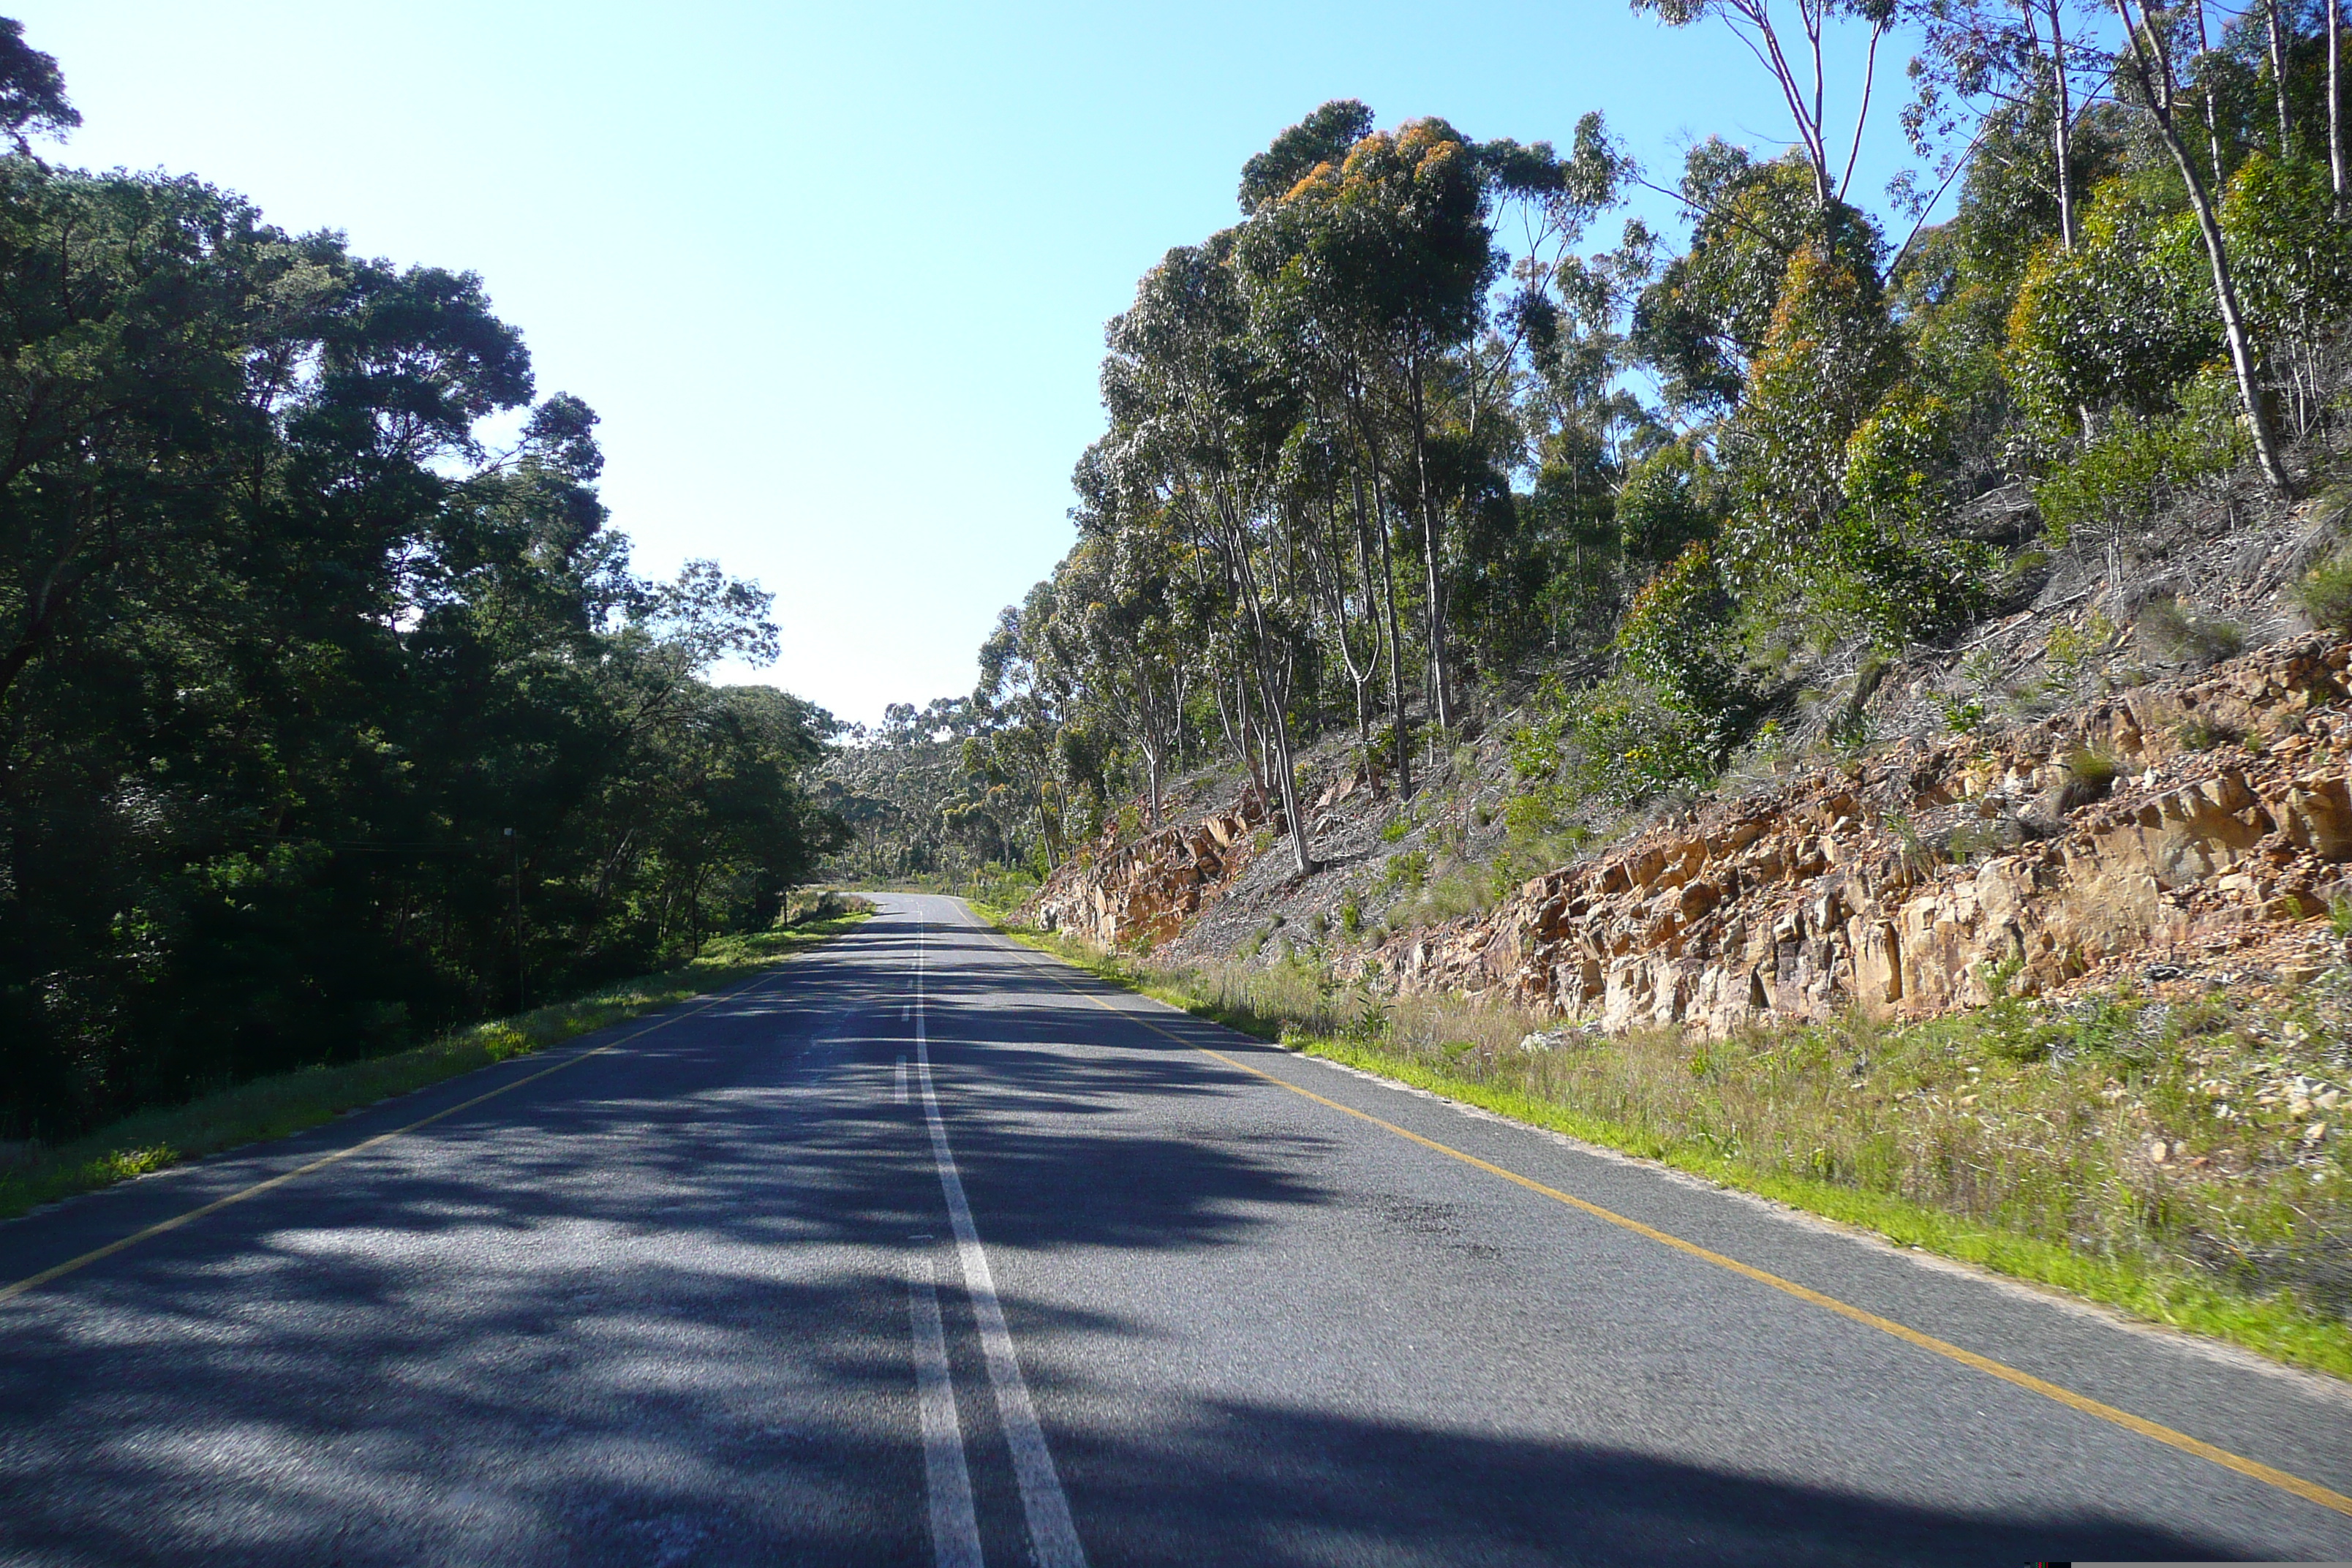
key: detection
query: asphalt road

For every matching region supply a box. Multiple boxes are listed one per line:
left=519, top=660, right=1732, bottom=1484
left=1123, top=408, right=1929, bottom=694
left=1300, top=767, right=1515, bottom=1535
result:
left=4, top=892, right=2350, bottom=1566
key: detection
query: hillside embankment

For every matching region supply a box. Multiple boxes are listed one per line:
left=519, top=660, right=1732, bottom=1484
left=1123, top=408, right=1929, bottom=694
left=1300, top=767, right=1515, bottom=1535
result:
left=1034, top=633, right=2352, bottom=1033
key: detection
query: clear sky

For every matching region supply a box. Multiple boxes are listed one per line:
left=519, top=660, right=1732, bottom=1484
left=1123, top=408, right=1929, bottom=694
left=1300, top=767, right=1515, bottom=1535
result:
left=16, top=1, right=1926, bottom=726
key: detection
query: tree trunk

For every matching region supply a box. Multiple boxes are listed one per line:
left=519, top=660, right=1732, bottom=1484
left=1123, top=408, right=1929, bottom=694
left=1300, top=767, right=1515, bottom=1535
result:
left=2046, top=0, right=2078, bottom=250
left=2115, top=0, right=2298, bottom=496
left=2268, top=0, right=2296, bottom=154
left=1350, top=402, right=1414, bottom=799
left=2332, top=0, right=2346, bottom=215
left=1406, top=355, right=1454, bottom=735
left=1213, top=491, right=1316, bottom=876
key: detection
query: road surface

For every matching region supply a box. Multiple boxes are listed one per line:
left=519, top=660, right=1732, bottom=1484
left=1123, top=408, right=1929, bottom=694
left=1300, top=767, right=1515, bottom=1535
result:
left=2, top=893, right=2348, bottom=1564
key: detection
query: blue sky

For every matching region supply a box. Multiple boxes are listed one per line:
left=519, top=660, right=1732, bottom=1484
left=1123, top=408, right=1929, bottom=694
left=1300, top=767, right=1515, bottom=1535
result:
left=18, top=1, right=1928, bottom=726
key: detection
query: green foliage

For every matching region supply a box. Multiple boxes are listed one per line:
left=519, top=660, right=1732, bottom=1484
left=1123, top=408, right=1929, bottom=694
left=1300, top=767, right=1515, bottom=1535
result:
left=0, top=155, right=836, bottom=1139
left=1614, top=441, right=1719, bottom=564
left=2293, top=549, right=2352, bottom=632
left=1934, top=693, right=1990, bottom=734
left=1561, top=676, right=1725, bottom=808
left=2043, top=613, right=2119, bottom=682
left=1383, top=849, right=1431, bottom=891
left=2005, top=178, right=2217, bottom=434
left=2032, top=373, right=2250, bottom=547
left=1615, top=543, right=1752, bottom=725
left=2137, top=597, right=2247, bottom=667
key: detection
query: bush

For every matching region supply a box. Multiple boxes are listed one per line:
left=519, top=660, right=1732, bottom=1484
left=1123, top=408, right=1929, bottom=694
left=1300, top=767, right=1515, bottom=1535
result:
left=2137, top=596, right=2245, bottom=666
left=1384, top=850, right=1430, bottom=892
left=2033, top=371, right=2248, bottom=551
left=2058, top=747, right=2119, bottom=811
left=1562, top=678, right=1725, bottom=809
left=1616, top=442, right=1720, bottom=564
left=2294, top=550, right=2352, bottom=632
left=1616, top=543, right=1754, bottom=724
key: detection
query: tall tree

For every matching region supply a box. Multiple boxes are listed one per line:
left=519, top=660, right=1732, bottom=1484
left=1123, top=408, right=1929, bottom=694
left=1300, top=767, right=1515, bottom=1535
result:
left=2108, top=0, right=2297, bottom=493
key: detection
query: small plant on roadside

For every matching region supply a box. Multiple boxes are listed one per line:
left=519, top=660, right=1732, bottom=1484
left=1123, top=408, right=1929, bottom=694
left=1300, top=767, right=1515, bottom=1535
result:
left=2044, top=613, right=2117, bottom=684
left=2176, top=715, right=2241, bottom=752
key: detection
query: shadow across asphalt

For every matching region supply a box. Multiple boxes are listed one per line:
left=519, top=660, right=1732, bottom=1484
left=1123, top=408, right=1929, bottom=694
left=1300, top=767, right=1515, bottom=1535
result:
left=0, top=907, right=2269, bottom=1564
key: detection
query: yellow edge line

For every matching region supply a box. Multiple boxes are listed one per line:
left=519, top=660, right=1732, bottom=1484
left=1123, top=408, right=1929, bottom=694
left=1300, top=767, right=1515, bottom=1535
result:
left=999, top=930, right=2352, bottom=1520
left=0, top=951, right=824, bottom=1306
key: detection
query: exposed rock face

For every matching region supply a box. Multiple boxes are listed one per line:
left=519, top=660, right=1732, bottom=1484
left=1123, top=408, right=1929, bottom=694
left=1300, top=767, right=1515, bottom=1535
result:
left=1371, top=634, right=2352, bottom=1035
left=1030, top=787, right=1276, bottom=947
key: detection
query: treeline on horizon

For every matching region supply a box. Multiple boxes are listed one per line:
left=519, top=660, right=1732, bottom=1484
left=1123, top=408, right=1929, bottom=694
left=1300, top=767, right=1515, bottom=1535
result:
left=830, top=0, right=2352, bottom=889
left=0, top=25, right=843, bottom=1139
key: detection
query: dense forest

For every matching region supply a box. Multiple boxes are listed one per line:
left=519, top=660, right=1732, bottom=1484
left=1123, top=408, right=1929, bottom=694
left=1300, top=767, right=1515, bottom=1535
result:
left=832, top=0, right=2352, bottom=892
left=0, top=25, right=842, bottom=1138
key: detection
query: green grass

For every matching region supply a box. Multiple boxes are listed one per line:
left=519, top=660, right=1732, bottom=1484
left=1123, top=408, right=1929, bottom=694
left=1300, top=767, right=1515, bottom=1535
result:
left=987, top=916, right=2352, bottom=1383
left=0, top=904, right=872, bottom=1221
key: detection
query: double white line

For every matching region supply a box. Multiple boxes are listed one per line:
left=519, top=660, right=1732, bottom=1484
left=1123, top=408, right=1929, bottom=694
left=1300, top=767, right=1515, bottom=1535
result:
left=905, top=918, right=1087, bottom=1568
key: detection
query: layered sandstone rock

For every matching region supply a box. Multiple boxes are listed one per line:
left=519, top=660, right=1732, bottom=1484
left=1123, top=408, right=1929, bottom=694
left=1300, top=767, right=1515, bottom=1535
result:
left=1368, top=633, right=2352, bottom=1036
left=1030, top=788, right=1275, bottom=947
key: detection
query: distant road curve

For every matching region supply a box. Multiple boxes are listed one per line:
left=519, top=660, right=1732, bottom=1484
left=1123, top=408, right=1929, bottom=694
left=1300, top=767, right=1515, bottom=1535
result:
left=1, top=893, right=2347, bottom=1565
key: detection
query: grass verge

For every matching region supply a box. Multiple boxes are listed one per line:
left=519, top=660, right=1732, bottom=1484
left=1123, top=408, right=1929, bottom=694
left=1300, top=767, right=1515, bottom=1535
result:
left=0, top=902, right=871, bottom=1221
left=984, top=912, right=2352, bottom=1383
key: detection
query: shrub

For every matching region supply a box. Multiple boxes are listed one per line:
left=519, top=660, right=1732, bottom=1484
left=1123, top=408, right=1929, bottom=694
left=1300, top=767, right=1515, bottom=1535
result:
left=2176, top=715, right=2242, bottom=751
left=1384, top=850, right=1430, bottom=892
left=2294, top=549, right=2352, bottom=632
left=2057, top=747, right=2119, bottom=811
left=2006, top=178, right=2215, bottom=435
left=1934, top=692, right=1989, bottom=733
left=1616, top=543, right=1754, bottom=725
left=1561, top=677, right=1726, bottom=809
left=2043, top=613, right=2117, bottom=682
left=1616, top=441, right=1720, bottom=565
left=2137, top=596, right=2245, bottom=667
left=2030, top=372, right=2247, bottom=549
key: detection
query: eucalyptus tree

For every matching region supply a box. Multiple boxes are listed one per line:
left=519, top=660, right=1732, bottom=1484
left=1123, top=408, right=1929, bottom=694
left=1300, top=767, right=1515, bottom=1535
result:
left=1907, top=0, right=2109, bottom=250
left=1235, top=116, right=1499, bottom=740
left=1098, top=238, right=1320, bottom=875
left=1633, top=0, right=1902, bottom=211
left=2108, top=0, right=2297, bottom=492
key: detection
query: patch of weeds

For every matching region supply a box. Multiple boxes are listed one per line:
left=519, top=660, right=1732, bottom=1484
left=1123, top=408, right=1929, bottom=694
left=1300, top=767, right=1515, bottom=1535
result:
left=2176, top=715, right=2242, bottom=752
left=2058, top=746, right=2119, bottom=811
left=1384, top=850, right=1431, bottom=892
left=1338, top=899, right=1364, bottom=938
left=2138, top=596, right=2245, bottom=668
left=1379, top=815, right=1411, bottom=843
left=1934, top=692, right=1990, bottom=734
left=2292, top=547, right=2352, bottom=632
left=1888, top=812, right=1938, bottom=878
left=1943, top=818, right=2018, bottom=862
left=1959, top=647, right=2004, bottom=689
left=2044, top=613, right=2117, bottom=685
